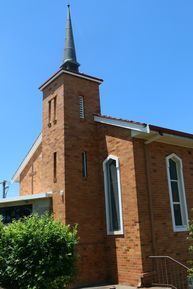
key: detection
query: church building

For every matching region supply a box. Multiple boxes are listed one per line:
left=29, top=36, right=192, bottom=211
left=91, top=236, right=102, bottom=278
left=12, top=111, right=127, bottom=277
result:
left=1, top=5, right=193, bottom=288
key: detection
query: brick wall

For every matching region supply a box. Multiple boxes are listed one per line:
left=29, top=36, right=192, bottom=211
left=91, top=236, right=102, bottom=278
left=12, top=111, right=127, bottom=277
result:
left=40, top=73, right=108, bottom=286
left=41, top=75, right=66, bottom=222
left=97, top=125, right=144, bottom=286
left=42, top=75, right=65, bottom=194
left=62, top=74, right=108, bottom=285
left=133, top=139, right=193, bottom=280
left=20, top=144, right=42, bottom=196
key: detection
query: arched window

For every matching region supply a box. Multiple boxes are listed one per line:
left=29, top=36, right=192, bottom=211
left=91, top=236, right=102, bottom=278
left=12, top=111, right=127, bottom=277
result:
left=103, top=155, right=123, bottom=235
left=166, top=154, right=188, bottom=232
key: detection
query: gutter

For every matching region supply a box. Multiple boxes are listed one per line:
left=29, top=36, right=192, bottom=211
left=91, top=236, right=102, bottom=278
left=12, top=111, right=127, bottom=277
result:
left=0, top=192, right=53, bottom=205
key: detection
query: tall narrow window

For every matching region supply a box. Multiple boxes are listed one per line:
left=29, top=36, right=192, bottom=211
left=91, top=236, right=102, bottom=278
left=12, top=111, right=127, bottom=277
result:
left=166, top=154, right=188, bottom=232
left=48, top=96, right=57, bottom=127
left=53, top=152, right=57, bottom=183
left=48, top=100, right=52, bottom=126
left=79, top=96, right=85, bottom=119
left=53, top=96, right=57, bottom=124
left=103, top=155, right=123, bottom=235
left=82, top=152, right=87, bottom=177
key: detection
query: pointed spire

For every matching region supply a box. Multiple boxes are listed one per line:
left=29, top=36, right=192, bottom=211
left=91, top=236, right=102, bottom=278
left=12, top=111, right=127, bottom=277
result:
left=61, top=5, right=80, bottom=72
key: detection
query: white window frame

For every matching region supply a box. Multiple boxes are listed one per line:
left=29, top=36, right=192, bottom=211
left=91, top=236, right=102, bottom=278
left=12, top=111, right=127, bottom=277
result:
left=103, top=155, right=124, bottom=235
left=166, top=153, right=188, bottom=232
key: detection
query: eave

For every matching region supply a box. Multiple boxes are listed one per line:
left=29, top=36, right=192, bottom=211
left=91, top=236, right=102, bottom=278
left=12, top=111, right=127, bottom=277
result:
left=12, top=133, right=42, bottom=183
left=94, top=114, right=193, bottom=149
left=0, top=192, right=52, bottom=206
left=39, top=69, right=103, bottom=91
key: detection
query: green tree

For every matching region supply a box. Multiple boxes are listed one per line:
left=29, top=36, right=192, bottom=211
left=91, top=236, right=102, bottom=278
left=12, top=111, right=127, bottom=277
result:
left=0, top=214, right=78, bottom=289
left=187, top=220, right=193, bottom=287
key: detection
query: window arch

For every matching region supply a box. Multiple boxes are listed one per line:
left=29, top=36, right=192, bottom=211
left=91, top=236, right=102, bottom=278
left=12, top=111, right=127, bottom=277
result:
left=166, top=153, right=188, bottom=232
left=103, top=155, right=123, bottom=235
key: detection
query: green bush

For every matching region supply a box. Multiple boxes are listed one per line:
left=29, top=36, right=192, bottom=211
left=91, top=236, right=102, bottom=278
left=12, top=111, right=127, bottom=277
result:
left=0, top=214, right=78, bottom=289
left=187, top=220, right=193, bottom=281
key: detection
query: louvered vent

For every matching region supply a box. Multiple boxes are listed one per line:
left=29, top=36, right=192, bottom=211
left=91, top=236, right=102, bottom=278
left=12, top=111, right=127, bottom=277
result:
left=79, top=96, right=85, bottom=119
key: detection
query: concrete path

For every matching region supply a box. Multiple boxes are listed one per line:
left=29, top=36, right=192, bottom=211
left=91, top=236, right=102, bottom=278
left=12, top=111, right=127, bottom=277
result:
left=79, top=285, right=171, bottom=289
left=80, top=286, right=136, bottom=289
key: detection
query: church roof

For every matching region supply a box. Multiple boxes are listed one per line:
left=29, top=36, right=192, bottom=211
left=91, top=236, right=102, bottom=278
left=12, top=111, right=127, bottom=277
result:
left=39, top=68, right=103, bottom=91
left=95, top=114, right=193, bottom=148
left=39, top=5, right=103, bottom=91
left=94, top=114, right=193, bottom=140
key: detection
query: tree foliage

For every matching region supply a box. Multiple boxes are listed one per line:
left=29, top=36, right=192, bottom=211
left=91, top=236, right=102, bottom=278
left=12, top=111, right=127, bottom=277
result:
left=187, top=220, right=193, bottom=279
left=0, top=214, right=78, bottom=289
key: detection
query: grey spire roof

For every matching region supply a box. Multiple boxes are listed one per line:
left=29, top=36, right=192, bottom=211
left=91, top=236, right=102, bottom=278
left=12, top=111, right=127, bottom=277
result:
left=61, top=5, right=80, bottom=72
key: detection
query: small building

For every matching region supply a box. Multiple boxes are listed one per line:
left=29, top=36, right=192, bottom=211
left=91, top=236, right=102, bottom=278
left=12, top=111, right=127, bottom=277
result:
left=6, top=5, right=193, bottom=288
left=0, top=193, right=52, bottom=224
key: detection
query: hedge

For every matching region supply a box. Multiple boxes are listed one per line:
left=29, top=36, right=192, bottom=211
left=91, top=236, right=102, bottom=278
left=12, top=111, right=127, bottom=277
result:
left=0, top=214, right=78, bottom=289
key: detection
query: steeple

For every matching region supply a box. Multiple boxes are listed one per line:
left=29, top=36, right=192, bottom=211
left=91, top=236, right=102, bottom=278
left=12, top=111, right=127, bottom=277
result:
left=61, top=5, right=80, bottom=73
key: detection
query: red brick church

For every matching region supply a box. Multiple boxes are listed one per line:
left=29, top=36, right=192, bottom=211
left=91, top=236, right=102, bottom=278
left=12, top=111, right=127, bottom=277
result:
left=1, top=5, right=193, bottom=288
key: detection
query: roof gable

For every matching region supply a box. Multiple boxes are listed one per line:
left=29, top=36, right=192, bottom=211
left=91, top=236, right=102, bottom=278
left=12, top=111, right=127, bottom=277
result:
left=12, top=133, right=42, bottom=182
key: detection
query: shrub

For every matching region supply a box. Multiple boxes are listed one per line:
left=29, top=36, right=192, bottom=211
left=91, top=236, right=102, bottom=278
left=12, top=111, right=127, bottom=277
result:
left=187, top=220, right=193, bottom=283
left=0, top=214, right=78, bottom=289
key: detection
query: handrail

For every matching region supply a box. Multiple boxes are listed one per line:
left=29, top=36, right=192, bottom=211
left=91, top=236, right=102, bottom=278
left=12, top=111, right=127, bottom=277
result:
left=149, top=255, right=189, bottom=289
left=149, top=256, right=189, bottom=270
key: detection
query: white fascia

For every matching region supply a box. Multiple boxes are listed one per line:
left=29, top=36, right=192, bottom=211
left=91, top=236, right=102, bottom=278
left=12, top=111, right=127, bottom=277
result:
left=0, top=192, right=53, bottom=205
left=94, top=115, right=150, bottom=133
left=40, top=70, right=103, bottom=91
left=12, top=133, right=42, bottom=183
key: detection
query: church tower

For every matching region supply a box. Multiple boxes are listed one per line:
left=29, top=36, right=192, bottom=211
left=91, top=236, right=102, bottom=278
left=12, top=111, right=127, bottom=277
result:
left=39, top=5, right=107, bottom=285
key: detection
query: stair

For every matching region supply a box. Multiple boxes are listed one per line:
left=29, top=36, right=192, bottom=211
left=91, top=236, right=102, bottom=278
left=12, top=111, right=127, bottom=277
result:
left=150, top=256, right=189, bottom=289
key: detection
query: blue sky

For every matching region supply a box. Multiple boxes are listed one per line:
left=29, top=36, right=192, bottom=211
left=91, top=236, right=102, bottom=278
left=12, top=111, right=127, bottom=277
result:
left=0, top=0, right=193, bottom=197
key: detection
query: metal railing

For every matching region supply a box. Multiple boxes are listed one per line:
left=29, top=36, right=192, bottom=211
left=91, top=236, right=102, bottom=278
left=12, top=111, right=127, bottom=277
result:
left=149, top=256, right=189, bottom=289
